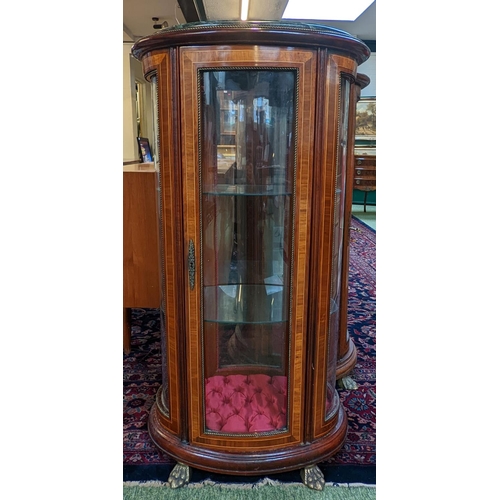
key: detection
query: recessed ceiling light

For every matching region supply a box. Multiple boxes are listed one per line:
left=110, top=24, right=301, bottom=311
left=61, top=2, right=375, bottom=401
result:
left=241, top=0, right=249, bottom=20
left=283, top=0, right=374, bottom=22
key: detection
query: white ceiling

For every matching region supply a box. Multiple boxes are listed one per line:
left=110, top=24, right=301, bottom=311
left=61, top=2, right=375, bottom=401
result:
left=123, top=0, right=376, bottom=42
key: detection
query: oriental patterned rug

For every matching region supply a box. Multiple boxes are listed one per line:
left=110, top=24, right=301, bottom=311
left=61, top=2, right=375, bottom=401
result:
left=123, top=216, right=376, bottom=484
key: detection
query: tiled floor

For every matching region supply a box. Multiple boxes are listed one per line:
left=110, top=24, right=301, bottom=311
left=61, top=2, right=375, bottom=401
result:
left=352, top=203, right=376, bottom=230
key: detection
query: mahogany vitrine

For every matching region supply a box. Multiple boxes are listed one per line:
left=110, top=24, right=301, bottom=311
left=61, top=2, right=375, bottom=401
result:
left=132, top=21, right=370, bottom=490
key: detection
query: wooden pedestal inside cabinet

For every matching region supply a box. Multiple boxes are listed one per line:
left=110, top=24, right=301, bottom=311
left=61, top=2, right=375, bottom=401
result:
left=131, top=21, right=370, bottom=489
left=123, top=164, right=160, bottom=353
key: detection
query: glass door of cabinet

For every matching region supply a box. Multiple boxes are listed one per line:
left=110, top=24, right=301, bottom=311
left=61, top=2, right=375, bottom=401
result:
left=200, top=69, right=296, bottom=435
left=325, top=76, right=351, bottom=420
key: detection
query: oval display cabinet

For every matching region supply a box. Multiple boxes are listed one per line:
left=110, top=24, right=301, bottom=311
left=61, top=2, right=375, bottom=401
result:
left=132, top=21, right=370, bottom=490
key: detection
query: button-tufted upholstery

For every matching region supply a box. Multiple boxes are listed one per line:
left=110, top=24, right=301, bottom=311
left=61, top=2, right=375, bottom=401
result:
left=205, top=374, right=287, bottom=433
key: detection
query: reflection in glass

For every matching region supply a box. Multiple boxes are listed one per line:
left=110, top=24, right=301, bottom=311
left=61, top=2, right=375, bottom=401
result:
left=200, top=69, right=296, bottom=435
left=326, top=77, right=351, bottom=420
left=151, top=74, right=170, bottom=417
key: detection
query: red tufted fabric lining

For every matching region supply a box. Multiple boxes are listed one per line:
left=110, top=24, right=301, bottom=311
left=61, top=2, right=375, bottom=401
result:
left=205, top=374, right=287, bottom=433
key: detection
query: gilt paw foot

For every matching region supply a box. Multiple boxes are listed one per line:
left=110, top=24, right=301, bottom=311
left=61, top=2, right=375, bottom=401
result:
left=300, top=464, right=325, bottom=491
left=337, top=375, right=358, bottom=390
left=168, top=462, right=191, bottom=489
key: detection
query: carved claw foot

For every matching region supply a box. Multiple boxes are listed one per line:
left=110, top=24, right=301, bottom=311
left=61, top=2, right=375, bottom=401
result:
left=337, top=375, right=358, bottom=390
left=168, top=462, right=191, bottom=489
left=300, top=464, right=325, bottom=491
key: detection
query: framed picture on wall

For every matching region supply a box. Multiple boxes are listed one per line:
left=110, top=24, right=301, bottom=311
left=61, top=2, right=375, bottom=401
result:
left=137, top=137, right=153, bottom=163
left=355, top=97, right=376, bottom=142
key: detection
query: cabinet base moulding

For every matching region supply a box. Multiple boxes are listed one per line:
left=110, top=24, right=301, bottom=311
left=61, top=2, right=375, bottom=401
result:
left=336, top=336, right=358, bottom=381
left=147, top=401, right=348, bottom=476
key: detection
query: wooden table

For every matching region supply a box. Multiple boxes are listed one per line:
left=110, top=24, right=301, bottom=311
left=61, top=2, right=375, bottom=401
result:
left=123, top=163, right=160, bottom=353
left=353, top=154, right=376, bottom=211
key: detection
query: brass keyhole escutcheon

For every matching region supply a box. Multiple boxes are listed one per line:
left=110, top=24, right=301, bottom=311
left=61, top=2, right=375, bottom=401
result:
left=188, top=240, right=195, bottom=290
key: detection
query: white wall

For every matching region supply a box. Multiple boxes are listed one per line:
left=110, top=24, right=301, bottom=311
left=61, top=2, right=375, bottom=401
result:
left=131, top=56, right=155, bottom=157
left=359, top=53, right=376, bottom=97
left=123, top=43, right=137, bottom=162
left=123, top=43, right=156, bottom=162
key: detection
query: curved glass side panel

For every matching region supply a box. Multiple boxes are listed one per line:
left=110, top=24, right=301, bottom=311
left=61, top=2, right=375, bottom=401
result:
left=151, top=74, right=170, bottom=417
left=200, top=69, right=296, bottom=435
left=325, top=77, right=351, bottom=420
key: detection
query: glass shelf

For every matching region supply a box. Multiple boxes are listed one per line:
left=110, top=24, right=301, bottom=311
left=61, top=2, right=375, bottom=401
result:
left=204, top=283, right=287, bottom=324
left=203, top=184, right=292, bottom=196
